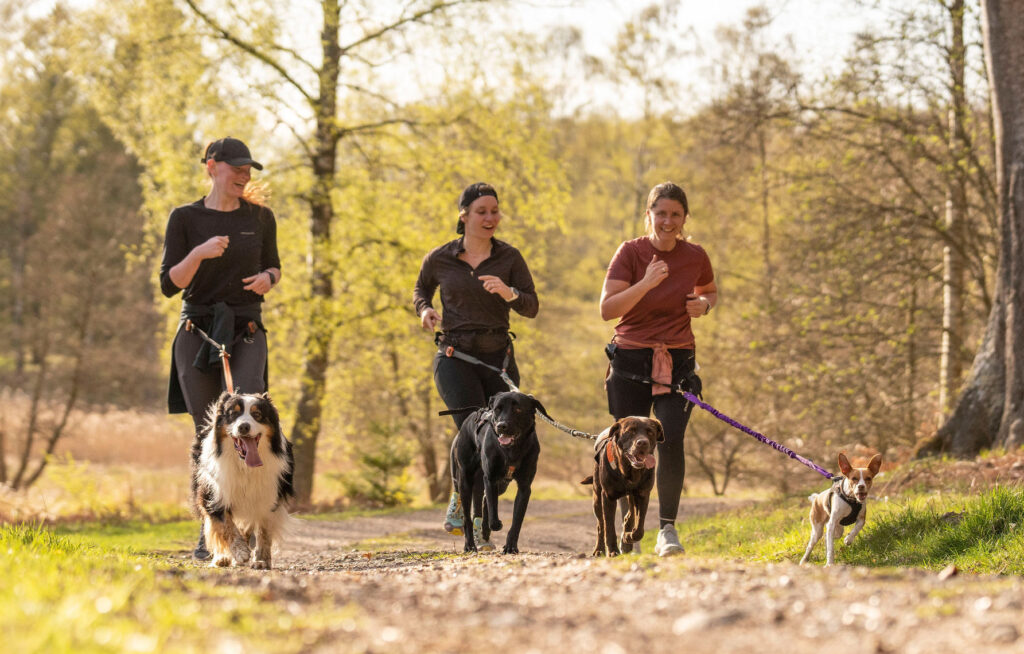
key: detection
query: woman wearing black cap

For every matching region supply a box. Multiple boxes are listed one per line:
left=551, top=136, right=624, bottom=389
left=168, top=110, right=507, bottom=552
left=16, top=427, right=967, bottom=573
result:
left=159, top=137, right=282, bottom=560
left=413, top=182, right=539, bottom=547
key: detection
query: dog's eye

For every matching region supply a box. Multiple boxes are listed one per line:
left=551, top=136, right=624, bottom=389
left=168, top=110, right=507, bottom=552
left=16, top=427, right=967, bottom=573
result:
left=250, top=408, right=261, bottom=421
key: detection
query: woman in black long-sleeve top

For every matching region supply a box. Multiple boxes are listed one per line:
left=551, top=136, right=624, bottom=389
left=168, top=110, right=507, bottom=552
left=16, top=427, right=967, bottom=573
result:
left=412, top=182, right=538, bottom=543
left=159, top=137, right=281, bottom=559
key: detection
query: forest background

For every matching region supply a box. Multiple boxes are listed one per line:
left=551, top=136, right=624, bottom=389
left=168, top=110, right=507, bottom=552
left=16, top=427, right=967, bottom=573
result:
left=0, top=0, right=1002, bottom=511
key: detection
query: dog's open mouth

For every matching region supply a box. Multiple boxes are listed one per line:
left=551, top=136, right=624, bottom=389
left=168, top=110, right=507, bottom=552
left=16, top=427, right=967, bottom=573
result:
left=855, top=491, right=868, bottom=502
left=626, top=451, right=656, bottom=469
left=232, top=435, right=263, bottom=467
left=497, top=431, right=517, bottom=447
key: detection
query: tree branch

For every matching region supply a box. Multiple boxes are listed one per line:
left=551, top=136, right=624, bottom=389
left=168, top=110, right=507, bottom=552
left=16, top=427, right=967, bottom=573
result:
left=340, top=0, right=482, bottom=55
left=181, top=0, right=314, bottom=105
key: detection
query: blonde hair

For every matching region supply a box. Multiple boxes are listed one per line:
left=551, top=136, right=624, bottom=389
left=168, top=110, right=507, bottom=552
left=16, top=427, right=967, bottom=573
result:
left=242, top=180, right=270, bottom=207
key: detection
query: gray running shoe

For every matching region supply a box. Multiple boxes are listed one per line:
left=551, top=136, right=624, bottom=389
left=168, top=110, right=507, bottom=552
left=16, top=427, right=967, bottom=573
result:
left=473, top=516, right=495, bottom=552
left=654, top=523, right=685, bottom=557
left=193, top=523, right=211, bottom=561
left=443, top=490, right=464, bottom=536
left=619, top=534, right=641, bottom=554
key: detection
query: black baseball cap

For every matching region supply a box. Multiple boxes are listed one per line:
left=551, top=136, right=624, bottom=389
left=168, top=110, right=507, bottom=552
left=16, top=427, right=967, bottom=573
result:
left=201, top=137, right=263, bottom=170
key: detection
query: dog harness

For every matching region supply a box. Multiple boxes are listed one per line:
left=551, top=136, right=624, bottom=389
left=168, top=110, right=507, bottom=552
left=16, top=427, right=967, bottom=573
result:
left=826, top=478, right=863, bottom=526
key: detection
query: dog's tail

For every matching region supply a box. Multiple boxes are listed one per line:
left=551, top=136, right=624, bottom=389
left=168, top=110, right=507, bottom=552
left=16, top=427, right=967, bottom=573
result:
left=807, top=491, right=819, bottom=502
left=580, top=475, right=594, bottom=485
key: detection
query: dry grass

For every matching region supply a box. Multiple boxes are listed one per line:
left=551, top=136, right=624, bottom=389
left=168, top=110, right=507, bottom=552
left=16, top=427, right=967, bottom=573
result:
left=1, top=391, right=194, bottom=523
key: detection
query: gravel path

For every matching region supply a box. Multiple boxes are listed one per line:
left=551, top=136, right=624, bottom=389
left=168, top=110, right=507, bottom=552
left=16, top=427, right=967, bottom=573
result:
left=192, top=498, right=1024, bottom=653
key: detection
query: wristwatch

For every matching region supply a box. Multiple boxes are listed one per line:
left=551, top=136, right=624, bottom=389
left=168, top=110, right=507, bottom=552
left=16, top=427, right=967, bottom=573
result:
left=506, top=287, right=520, bottom=302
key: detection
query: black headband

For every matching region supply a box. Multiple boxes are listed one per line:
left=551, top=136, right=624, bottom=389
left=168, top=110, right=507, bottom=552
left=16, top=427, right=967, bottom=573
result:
left=458, top=182, right=498, bottom=210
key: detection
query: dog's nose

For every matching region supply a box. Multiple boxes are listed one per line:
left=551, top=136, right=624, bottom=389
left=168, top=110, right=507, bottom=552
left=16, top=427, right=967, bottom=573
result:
left=237, top=422, right=250, bottom=435
left=495, top=421, right=509, bottom=433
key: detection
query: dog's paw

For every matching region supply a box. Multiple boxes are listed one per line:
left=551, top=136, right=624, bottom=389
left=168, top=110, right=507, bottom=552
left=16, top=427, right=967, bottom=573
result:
left=592, top=547, right=606, bottom=557
left=463, top=544, right=478, bottom=553
left=212, top=554, right=233, bottom=568
left=502, top=544, right=519, bottom=555
left=843, top=535, right=855, bottom=546
left=624, top=529, right=644, bottom=543
left=230, top=538, right=251, bottom=564
left=251, top=559, right=270, bottom=570
left=490, top=519, right=503, bottom=531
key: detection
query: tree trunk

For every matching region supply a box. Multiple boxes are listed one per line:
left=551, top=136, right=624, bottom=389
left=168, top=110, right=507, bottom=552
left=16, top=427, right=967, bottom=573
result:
left=918, top=0, right=1024, bottom=456
left=938, top=0, right=969, bottom=417
left=290, top=0, right=340, bottom=506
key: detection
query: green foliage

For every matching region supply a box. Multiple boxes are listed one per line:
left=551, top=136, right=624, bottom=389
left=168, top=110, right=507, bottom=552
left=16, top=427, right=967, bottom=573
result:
left=337, top=421, right=416, bottom=507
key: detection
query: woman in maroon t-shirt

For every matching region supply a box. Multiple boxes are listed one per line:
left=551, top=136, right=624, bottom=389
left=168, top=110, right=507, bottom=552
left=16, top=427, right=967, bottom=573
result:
left=599, top=182, right=717, bottom=557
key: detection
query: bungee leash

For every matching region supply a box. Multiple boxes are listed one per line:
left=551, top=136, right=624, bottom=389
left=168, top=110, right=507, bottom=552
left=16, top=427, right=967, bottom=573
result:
left=439, top=343, right=597, bottom=441
left=680, top=391, right=835, bottom=480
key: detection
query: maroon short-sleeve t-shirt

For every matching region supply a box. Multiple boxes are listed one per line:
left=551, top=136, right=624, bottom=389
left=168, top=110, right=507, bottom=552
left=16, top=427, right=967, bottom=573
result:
left=605, top=237, right=714, bottom=347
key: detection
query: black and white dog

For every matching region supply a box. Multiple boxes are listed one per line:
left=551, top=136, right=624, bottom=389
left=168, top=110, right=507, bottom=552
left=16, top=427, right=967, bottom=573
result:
left=191, top=392, right=294, bottom=569
left=450, top=391, right=545, bottom=554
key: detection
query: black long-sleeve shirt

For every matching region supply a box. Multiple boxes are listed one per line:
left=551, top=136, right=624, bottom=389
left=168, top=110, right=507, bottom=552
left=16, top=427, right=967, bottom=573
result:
left=159, top=199, right=280, bottom=305
left=413, top=237, right=538, bottom=334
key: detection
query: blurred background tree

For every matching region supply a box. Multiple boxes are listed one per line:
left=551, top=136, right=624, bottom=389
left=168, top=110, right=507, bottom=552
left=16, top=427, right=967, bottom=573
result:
left=0, top=0, right=1007, bottom=500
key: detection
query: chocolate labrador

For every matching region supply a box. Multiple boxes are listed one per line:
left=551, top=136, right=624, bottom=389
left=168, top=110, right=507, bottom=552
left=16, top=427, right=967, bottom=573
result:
left=450, top=391, right=545, bottom=553
left=581, top=416, right=664, bottom=556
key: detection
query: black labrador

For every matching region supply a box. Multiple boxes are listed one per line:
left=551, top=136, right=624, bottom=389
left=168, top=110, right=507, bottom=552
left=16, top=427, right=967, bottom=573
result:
left=450, top=391, right=545, bottom=553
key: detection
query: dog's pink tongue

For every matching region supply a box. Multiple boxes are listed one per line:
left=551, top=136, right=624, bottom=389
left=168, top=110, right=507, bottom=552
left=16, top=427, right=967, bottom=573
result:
left=242, top=438, right=263, bottom=468
left=644, top=454, right=656, bottom=469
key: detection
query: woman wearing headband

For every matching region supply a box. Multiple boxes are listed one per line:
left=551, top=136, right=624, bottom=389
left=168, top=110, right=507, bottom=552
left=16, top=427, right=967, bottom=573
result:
left=413, top=182, right=539, bottom=546
left=159, top=137, right=282, bottom=560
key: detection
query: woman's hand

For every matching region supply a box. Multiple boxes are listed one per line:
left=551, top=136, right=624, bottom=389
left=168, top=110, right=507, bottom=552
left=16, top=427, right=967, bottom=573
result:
left=478, top=275, right=515, bottom=301
left=420, top=307, right=441, bottom=331
left=242, top=271, right=274, bottom=295
left=641, top=255, right=669, bottom=289
left=685, top=294, right=710, bottom=317
left=193, top=235, right=229, bottom=260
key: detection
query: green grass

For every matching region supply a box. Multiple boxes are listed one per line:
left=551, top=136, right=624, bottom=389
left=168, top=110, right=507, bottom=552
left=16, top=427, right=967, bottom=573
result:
left=0, top=523, right=359, bottom=653
left=671, top=484, right=1024, bottom=573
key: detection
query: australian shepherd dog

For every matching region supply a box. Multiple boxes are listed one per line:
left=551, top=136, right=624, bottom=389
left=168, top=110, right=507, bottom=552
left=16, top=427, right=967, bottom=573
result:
left=191, top=391, right=294, bottom=569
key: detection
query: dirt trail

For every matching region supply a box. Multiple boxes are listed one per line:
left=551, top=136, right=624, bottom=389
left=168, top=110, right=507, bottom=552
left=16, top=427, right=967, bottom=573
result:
left=191, top=499, right=1024, bottom=654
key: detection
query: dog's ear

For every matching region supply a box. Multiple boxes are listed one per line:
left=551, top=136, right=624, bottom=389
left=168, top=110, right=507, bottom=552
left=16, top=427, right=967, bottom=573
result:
left=530, top=395, right=548, bottom=418
left=868, top=453, right=882, bottom=476
left=650, top=418, right=665, bottom=443
left=488, top=393, right=502, bottom=409
left=838, top=452, right=853, bottom=476
left=608, top=420, right=622, bottom=441
left=205, top=391, right=234, bottom=433
left=259, top=392, right=280, bottom=427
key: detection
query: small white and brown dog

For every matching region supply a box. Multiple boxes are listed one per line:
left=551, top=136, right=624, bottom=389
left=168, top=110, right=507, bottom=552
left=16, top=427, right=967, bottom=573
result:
left=799, top=452, right=882, bottom=567
left=191, top=391, right=294, bottom=569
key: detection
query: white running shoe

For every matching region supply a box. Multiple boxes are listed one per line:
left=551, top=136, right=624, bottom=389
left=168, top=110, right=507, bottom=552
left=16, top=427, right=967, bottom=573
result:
left=654, top=524, right=685, bottom=557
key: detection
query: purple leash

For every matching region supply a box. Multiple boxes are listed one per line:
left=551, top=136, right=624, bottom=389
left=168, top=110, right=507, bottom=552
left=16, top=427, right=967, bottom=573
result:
left=681, top=391, right=835, bottom=480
